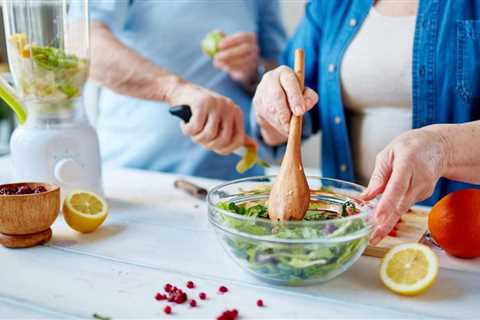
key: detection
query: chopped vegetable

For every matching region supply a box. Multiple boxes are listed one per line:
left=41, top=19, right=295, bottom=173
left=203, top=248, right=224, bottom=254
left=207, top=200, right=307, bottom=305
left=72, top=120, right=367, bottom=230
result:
left=7, top=33, right=89, bottom=115
left=201, top=31, right=225, bottom=58
left=235, top=145, right=270, bottom=174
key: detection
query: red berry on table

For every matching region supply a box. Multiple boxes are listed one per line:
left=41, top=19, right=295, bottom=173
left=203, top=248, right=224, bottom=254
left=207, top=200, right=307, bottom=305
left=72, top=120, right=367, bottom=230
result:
left=190, top=299, right=197, bottom=307
left=164, top=283, right=173, bottom=292
left=155, top=292, right=166, bottom=301
left=218, top=285, right=228, bottom=293
left=256, top=299, right=264, bottom=307
left=199, top=292, right=207, bottom=300
left=186, top=280, right=195, bottom=289
left=164, top=305, right=172, bottom=314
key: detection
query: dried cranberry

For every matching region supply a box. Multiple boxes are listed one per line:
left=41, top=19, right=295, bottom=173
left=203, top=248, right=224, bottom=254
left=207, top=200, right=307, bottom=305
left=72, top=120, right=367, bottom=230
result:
left=164, top=305, right=172, bottom=314
left=216, top=309, right=239, bottom=320
left=199, top=292, right=207, bottom=300
left=186, top=280, right=195, bottom=289
left=164, top=283, right=173, bottom=293
left=218, top=286, right=228, bottom=293
left=0, top=187, right=14, bottom=195
left=189, top=299, right=197, bottom=307
left=256, top=299, right=264, bottom=307
left=33, top=186, right=47, bottom=193
left=16, top=185, right=33, bottom=194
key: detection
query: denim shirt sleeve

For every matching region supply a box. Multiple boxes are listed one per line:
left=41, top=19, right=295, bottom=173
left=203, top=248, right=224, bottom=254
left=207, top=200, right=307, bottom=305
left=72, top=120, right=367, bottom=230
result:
left=250, top=1, right=321, bottom=161
left=256, top=0, right=287, bottom=61
left=87, top=0, right=131, bottom=32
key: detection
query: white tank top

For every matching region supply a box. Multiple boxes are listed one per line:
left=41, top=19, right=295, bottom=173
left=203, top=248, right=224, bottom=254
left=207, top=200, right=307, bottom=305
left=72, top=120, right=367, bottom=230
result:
left=340, top=7, right=416, bottom=185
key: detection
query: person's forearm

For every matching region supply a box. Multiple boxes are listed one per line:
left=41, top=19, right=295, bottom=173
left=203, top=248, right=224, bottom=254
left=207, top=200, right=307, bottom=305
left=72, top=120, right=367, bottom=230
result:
left=90, top=21, right=183, bottom=104
left=426, top=121, right=480, bottom=184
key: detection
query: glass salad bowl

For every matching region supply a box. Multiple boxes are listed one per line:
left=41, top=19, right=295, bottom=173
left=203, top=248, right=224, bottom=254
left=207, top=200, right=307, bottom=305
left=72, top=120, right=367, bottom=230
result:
left=208, top=176, right=377, bottom=286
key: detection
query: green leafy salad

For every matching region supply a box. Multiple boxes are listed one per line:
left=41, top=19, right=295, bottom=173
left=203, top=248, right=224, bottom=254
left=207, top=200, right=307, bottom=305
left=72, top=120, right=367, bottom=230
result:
left=215, top=192, right=371, bottom=284
left=8, top=33, right=89, bottom=113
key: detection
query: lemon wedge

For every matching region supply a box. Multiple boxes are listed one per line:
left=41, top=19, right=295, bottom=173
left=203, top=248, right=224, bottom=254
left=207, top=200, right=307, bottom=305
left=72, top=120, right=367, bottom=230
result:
left=380, top=243, right=439, bottom=296
left=63, top=190, right=108, bottom=233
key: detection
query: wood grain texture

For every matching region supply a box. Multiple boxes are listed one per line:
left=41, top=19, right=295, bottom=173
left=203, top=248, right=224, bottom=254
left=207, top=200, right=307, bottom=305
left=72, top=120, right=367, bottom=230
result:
left=0, top=183, right=60, bottom=236
left=268, top=49, right=310, bottom=221
left=0, top=228, right=52, bottom=248
left=364, top=208, right=429, bottom=258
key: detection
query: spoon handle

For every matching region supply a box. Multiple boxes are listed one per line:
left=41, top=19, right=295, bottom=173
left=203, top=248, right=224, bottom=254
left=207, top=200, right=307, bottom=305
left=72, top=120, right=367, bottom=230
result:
left=287, top=49, right=305, bottom=157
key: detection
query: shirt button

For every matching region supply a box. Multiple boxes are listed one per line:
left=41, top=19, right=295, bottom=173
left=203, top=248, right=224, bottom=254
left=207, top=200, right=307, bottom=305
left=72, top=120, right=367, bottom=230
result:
left=334, top=116, right=342, bottom=125
left=340, top=164, right=348, bottom=172
left=349, top=18, right=357, bottom=27
left=328, top=64, right=336, bottom=73
left=419, top=65, right=426, bottom=77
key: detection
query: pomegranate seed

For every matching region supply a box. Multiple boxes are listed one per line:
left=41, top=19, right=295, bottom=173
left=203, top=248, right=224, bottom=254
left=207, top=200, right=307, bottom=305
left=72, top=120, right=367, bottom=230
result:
left=155, top=292, right=166, bottom=301
left=199, top=292, right=207, bottom=300
left=218, top=285, right=228, bottom=293
left=216, top=309, right=239, bottom=320
left=164, top=283, right=173, bottom=293
left=190, top=299, right=197, bottom=307
left=256, top=299, right=264, bottom=307
left=174, top=291, right=187, bottom=304
left=186, top=281, right=195, bottom=289
left=164, top=305, right=172, bottom=315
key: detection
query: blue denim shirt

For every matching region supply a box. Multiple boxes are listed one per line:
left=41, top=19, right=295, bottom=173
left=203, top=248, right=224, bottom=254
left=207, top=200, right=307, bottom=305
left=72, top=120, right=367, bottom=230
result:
left=266, top=0, right=480, bottom=205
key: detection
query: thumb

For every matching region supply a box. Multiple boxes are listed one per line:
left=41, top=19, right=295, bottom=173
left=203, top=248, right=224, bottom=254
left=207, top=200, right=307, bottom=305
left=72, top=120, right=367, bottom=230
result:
left=361, top=152, right=392, bottom=200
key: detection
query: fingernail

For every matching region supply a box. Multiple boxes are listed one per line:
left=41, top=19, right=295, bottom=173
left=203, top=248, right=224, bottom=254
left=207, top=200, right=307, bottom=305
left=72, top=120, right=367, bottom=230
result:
left=293, top=103, right=304, bottom=115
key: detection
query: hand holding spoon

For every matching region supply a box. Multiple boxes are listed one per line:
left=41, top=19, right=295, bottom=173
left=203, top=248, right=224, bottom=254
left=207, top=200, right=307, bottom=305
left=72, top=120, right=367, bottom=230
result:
left=267, top=49, right=310, bottom=221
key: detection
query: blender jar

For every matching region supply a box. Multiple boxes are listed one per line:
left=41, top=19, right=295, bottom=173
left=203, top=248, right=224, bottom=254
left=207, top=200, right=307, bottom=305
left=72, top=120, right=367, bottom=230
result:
left=2, top=0, right=89, bottom=119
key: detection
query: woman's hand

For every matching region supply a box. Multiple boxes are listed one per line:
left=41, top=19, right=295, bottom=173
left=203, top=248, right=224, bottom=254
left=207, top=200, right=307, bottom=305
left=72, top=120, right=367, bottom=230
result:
left=213, top=32, right=259, bottom=84
left=252, top=66, right=318, bottom=145
left=169, top=83, right=252, bottom=155
left=361, top=128, right=451, bottom=244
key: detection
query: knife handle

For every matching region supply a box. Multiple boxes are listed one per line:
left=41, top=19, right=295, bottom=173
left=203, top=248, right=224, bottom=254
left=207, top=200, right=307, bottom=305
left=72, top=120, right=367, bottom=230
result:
left=169, top=105, right=192, bottom=123
left=174, top=179, right=207, bottom=200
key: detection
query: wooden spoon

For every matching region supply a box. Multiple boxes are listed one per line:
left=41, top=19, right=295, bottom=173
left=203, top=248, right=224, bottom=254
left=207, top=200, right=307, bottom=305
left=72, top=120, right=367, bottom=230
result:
left=268, top=49, right=310, bottom=221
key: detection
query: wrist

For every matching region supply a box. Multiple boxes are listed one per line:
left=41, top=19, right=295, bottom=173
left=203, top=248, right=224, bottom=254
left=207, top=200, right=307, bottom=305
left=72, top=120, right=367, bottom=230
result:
left=157, top=73, right=188, bottom=105
left=423, top=124, right=456, bottom=177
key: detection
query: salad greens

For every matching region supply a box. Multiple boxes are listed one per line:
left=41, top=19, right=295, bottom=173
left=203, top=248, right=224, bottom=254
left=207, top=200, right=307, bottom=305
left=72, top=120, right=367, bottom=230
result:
left=216, top=197, right=369, bottom=284
left=8, top=33, right=88, bottom=113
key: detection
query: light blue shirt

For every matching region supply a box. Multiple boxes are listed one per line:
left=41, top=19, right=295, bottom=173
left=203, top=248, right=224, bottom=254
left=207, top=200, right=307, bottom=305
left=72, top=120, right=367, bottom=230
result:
left=88, top=0, right=286, bottom=180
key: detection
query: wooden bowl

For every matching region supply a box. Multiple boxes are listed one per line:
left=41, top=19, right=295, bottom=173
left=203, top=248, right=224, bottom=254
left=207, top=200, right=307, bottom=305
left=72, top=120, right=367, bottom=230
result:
left=0, top=182, right=60, bottom=248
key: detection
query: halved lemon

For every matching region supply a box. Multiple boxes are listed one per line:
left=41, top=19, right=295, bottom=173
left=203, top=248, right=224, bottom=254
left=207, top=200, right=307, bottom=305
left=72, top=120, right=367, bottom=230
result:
left=63, top=190, right=108, bottom=233
left=380, top=243, right=439, bottom=296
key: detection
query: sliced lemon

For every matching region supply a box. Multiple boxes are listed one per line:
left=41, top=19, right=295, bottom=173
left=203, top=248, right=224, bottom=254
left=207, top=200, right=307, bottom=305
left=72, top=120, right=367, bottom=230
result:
left=63, top=190, right=108, bottom=233
left=380, top=243, right=439, bottom=296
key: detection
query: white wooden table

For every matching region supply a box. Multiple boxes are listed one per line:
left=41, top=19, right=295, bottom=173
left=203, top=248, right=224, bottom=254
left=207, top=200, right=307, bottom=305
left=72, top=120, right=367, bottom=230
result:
left=0, top=159, right=479, bottom=319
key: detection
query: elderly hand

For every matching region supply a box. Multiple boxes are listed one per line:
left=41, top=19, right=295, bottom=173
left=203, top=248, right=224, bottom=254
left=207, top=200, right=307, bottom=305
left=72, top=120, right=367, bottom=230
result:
left=361, top=128, right=450, bottom=244
left=213, top=32, right=260, bottom=84
left=252, top=66, right=318, bottom=145
left=169, top=83, right=253, bottom=155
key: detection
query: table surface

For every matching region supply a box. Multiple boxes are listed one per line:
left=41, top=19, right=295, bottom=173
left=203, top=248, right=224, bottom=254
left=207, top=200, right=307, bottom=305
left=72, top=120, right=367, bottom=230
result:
left=0, top=158, right=479, bottom=319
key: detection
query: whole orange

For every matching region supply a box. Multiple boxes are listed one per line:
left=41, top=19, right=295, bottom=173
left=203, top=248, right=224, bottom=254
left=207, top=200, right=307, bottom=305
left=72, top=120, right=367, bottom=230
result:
left=428, top=189, right=480, bottom=258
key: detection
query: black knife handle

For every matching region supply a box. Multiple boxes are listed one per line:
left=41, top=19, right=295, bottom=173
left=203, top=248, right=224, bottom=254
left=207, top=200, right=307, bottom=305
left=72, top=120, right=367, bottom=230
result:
left=169, top=105, right=192, bottom=123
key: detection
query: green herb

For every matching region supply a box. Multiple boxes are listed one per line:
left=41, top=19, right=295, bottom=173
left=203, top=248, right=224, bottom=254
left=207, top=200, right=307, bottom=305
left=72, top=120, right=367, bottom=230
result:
left=31, top=46, right=79, bottom=71
left=341, top=200, right=357, bottom=217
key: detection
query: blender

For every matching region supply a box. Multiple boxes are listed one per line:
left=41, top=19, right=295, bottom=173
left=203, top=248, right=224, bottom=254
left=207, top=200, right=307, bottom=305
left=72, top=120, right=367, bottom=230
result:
left=0, top=0, right=103, bottom=196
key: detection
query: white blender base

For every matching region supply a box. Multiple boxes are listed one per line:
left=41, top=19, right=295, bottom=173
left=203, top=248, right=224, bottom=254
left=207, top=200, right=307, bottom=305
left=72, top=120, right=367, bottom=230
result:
left=10, top=122, right=103, bottom=197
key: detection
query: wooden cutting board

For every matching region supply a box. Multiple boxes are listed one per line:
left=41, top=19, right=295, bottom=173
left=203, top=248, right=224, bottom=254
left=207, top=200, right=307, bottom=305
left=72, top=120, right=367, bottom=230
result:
left=363, top=208, right=429, bottom=258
